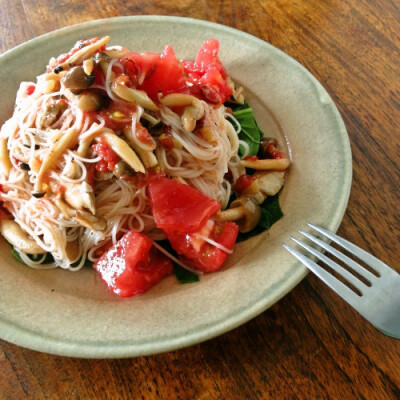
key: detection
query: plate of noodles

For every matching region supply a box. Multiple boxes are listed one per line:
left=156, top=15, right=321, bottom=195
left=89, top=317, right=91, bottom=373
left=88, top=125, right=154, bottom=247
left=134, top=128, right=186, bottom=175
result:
left=0, top=16, right=351, bottom=357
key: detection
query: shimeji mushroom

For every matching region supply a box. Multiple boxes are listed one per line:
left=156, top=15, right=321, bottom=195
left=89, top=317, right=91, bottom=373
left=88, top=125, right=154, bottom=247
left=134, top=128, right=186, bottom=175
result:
left=217, top=161, right=288, bottom=233
left=255, top=170, right=286, bottom=197
left=34, top=128, right=80, bottom=194
left=158, top=93, right=205, bottom=133
left=122, top=127, right=158, bottom=169
left=61, top=66, right=95, bottom=93
left=58, top=36, right=111, bottom=71
left=216, top=172, right=285, bottom=233
left=112, top=82, right=158, bottom=112
left=75, top=210, right=107, bottom=232
left=77, top=92, right=105, bottom=112
left=76, top=124, right=113, bottom=157
left=92, top=51, right=111, bottom=76
left=240, top=137, right=291, bottom=171
left=63, top=181, right=96, bottom=215
left=95, top=132, right=145, bottom=173
left=0, top=219, right=45, bottom=254
left=217, top=196, right=261, bottom=233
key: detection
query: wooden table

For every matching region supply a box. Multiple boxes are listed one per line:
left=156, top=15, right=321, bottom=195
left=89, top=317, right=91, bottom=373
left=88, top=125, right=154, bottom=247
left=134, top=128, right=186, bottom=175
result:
left=0, top=1, right=399, bottom=399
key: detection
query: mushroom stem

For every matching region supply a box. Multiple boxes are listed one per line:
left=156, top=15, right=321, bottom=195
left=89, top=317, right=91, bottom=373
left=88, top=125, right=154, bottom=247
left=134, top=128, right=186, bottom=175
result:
left=158, top=93, right=204, bottom=132
left=0, top=219, right=45, bottom=254
left=217, top=206, right=246, bottom=222
left=217, top=196, right=261, bottom=233
left=96, top=132, right=145, bottom=173
left=35, top=128, right=79, bottom=192
left=240, top=158, right=290, bottom=170
left=112, top=82, right=158, bottom=111
left=122, top=128, right=158, bottom=168
left=59, top=36, right=110, bottom=70
left=158, top=93, right=198, bottom=107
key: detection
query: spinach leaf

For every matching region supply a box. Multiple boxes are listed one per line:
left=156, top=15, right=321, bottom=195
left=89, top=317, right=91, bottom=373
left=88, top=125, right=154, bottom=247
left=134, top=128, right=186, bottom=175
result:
left=173, top=264, right=200, bottom=283
left=7, top=242, right=54, bottom=265
left=10, top=246, right=24, bottom=263
left=229, top=102, right=262, bottom=156
left=237, top=194, right=284, bottom=242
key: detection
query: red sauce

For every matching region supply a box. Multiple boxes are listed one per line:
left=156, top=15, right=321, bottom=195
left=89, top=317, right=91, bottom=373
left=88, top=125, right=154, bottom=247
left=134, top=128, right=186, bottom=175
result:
left=53, top=183, right=66, bottom=196
left=136, top=123, right=155, bottom=146
left=159, top=134, right=174, bottom=151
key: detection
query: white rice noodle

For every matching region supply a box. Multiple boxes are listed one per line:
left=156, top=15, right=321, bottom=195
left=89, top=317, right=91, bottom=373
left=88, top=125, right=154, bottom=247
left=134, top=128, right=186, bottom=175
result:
left=0, top=43, right=244, bottom=271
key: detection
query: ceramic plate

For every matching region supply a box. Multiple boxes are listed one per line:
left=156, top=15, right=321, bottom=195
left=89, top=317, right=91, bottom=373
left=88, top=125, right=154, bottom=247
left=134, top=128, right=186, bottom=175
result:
left=0, top=16, right=352, bottom=358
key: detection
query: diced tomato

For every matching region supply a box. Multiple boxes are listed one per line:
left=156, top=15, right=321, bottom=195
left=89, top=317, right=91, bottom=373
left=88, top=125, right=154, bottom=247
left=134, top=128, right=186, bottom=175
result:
left=159, top=134, right=175, bottom=151
left=182, top=39, right=233, bottom=103
left=147, top=175, right=221, bottom=233
left=122, top=51, right=159, bottom=88
left=166, top=220, right=239, bottom=273
left=25, top=85, right=35, bottom=96
left=121, top=40, right=232, bottom=103
left=94, top=230, right=173, bottom=297
left=92, top=137, right=120, bottom=172
left=121, top=45, right=187, bottom=100
left=191, top=39, right=227, bottom=78
left=234, top=174, right=257, bottom=194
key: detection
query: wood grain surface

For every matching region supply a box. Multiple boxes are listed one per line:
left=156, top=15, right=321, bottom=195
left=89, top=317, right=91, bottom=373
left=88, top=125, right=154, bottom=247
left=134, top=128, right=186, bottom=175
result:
left=0, top=1, right=399, bottom=399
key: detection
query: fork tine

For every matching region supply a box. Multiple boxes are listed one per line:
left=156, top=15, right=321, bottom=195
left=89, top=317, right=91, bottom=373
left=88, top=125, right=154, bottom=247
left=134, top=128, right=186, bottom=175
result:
left=283, top=243, right=362, bottom=306
left=289, top=236, right=369, bottom=294
left=298, top=230, right=377, bottom=283
left=307, top=223, right=395, bottom=278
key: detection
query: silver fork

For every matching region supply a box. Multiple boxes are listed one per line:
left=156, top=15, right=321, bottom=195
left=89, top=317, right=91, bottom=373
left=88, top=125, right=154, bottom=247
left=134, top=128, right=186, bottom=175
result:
left=283, top=223, right=400, bottom=339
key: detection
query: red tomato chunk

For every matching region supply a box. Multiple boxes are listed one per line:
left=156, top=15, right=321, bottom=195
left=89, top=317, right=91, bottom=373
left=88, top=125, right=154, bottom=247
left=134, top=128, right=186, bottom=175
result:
left=147, top=175, right=221, bottom=233
left=94, top=230, right=173, bottom=297
left=166, top=220, right=239, bottom=273
left=121, top=39, right=233, bottom=104
left=121, top=45, right=187, bottom=101
left=147, top=175, right=239, bottom=273
left=182, top=39, right=233, bottom=104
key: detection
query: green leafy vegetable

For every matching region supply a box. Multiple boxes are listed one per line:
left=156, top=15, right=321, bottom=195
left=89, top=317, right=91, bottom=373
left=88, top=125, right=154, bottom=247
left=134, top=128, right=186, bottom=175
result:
left=173, top=264, right=200, bottom=283
left=7, top=241, right=55, bottom=264
left=237, top=194, right=284, bottom=242
left=229, top=102, right=263, bottom=156
left=10, top=246, right=24, bottom=263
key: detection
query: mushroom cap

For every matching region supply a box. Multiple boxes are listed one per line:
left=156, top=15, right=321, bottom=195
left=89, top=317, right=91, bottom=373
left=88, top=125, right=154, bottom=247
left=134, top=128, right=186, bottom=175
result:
left=61, top=66, right=95, bottom=92
left=230, top=196, right=261, bottom=233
